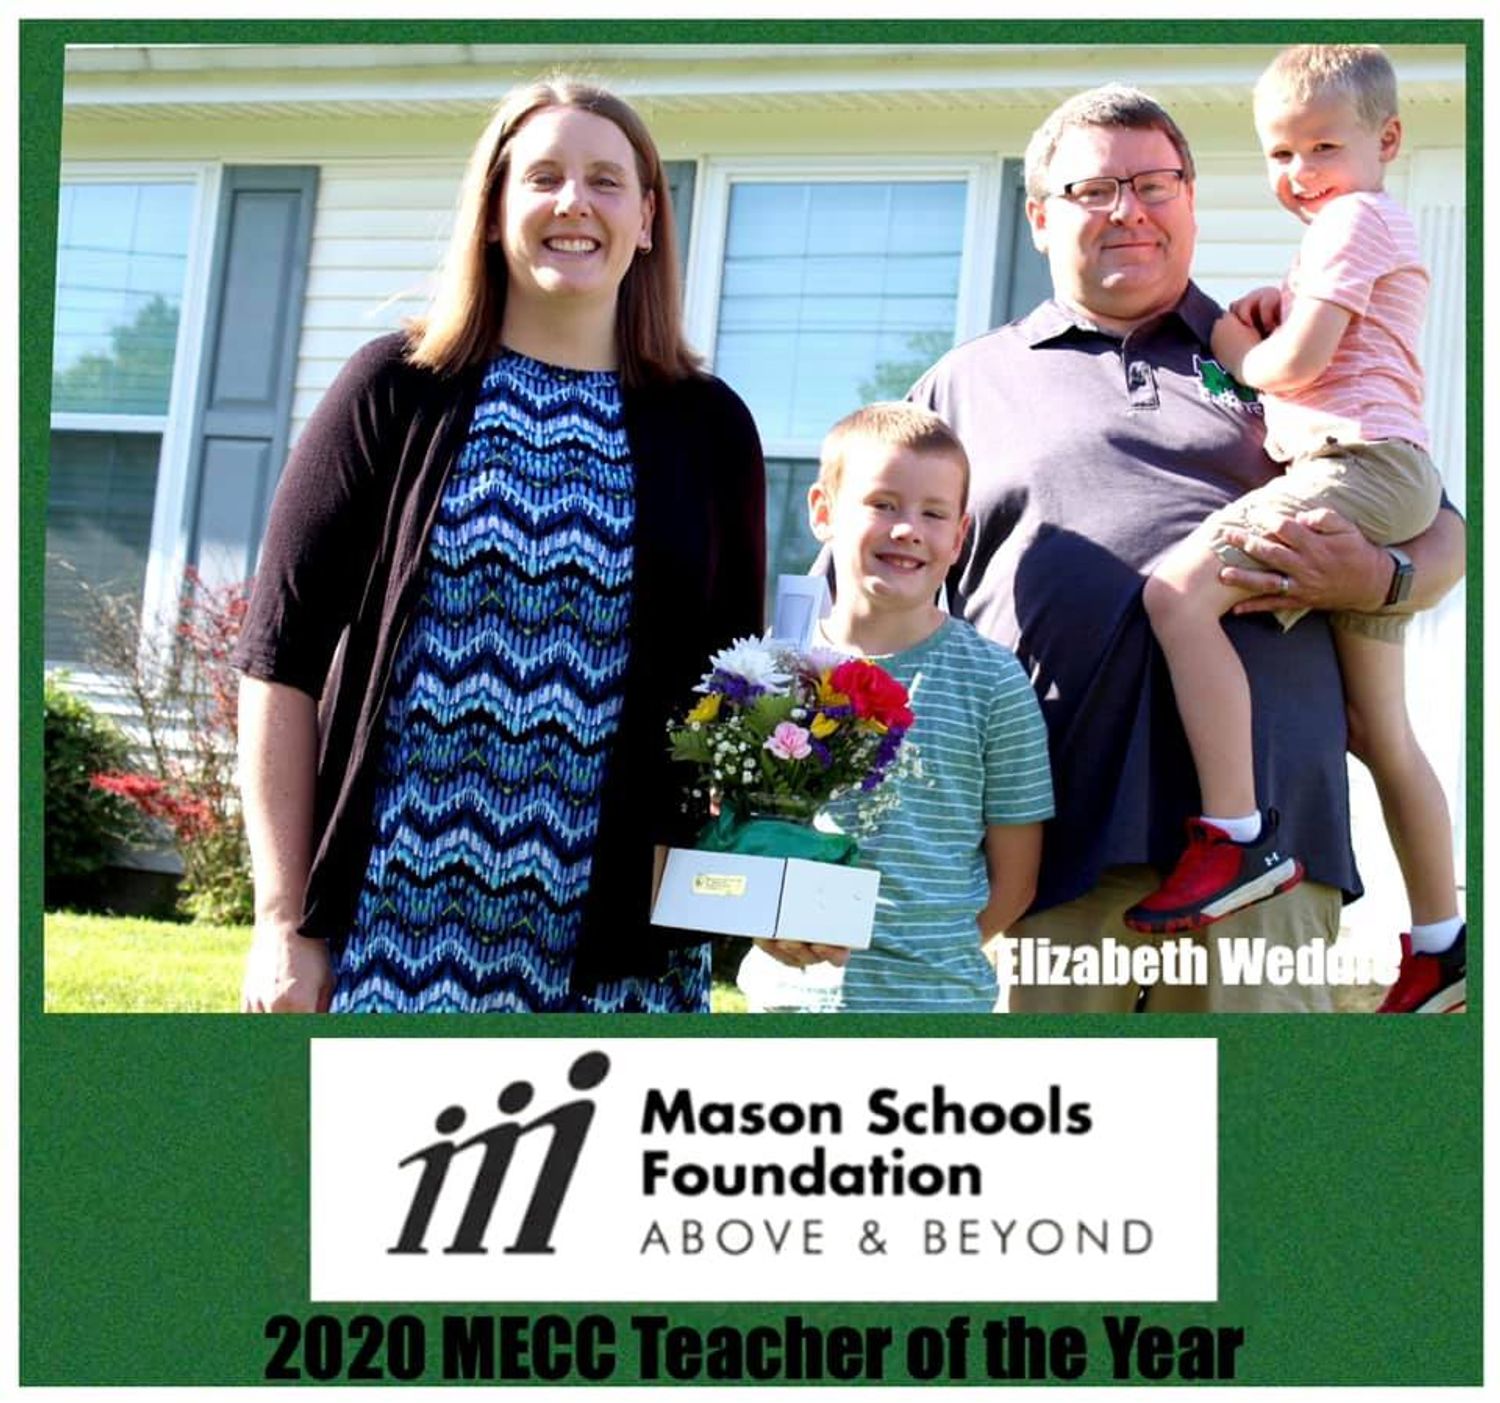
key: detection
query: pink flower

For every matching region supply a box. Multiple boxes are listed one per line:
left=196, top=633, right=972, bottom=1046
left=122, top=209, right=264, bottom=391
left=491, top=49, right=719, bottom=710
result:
left=765, top=722, right=813, bottom=761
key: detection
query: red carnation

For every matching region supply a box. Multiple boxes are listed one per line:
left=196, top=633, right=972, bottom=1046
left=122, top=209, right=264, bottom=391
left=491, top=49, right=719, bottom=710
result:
left=830, top=659, right=914, bottom=731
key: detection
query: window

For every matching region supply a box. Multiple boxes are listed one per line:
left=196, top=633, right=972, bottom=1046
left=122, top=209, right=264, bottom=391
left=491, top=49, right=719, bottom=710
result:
left=685, top=161, right=997, bottom=586
left=712, top=178, right=968, bottom=446
left=47, top=179, right=198, bottom=663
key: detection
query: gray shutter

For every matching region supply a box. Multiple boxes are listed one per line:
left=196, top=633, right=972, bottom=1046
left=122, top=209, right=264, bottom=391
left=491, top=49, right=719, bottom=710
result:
left=665, top=160, right=697, bottom=277
left=990, top=158, right=1051, bottom=328
left=183, top=165, right=317, bottom=587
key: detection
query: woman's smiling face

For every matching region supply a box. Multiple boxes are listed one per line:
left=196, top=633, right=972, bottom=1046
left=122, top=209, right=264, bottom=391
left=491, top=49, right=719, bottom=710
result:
left=491, top=105, right=655, bottom=314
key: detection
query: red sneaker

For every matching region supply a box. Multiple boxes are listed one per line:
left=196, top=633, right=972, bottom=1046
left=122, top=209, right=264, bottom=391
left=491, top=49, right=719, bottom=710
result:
left=1124, top=810, right=1304, bottom=935
left=1376, top=928, right=1466, bottom=1013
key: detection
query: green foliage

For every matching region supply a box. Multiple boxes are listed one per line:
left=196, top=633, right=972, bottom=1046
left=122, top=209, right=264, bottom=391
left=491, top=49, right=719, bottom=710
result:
left=51, top=293, right=180, bottom=415
left=669, top=728, right=713, bottom=764
left=747, top=692, right=797, bottom=731
left=856, top=328, right=956, bottom=404
left=177, top=820, right=254, bottom=926
left=43, top=678, right=143, bottom=905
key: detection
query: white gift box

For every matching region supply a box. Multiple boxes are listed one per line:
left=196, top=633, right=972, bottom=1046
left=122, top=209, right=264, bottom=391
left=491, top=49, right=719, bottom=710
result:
left=650, top=846, right=879, bottom=949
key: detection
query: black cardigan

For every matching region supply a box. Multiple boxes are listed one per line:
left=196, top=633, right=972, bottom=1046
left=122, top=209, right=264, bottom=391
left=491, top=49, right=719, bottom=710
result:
left=232, top=333, right=766, bottom=990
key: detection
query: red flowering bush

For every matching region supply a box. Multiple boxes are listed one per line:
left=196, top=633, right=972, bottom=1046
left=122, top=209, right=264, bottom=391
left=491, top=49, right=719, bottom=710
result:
left=91, top=773, right=216, bottom=843
left=830, top=658, right=916, bottom=732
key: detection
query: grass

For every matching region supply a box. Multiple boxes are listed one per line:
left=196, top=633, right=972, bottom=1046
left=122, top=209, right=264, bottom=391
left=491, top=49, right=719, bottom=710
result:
left=43, top=912, right=750, bottom=1014
left=44, top=911, right=250, bottom=1013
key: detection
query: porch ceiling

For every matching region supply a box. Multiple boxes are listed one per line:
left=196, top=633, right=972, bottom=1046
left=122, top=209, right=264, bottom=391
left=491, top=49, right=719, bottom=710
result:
left=62, top=42, right=1466, bottom=124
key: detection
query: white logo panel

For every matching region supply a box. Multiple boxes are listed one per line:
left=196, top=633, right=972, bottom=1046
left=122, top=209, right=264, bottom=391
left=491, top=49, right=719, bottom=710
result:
left=310, top=1038, right=1216, bottom=1302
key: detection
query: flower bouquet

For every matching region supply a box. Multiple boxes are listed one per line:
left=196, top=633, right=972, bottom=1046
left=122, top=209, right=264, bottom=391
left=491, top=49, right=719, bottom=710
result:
left=651, top=636, right=916, bottom=947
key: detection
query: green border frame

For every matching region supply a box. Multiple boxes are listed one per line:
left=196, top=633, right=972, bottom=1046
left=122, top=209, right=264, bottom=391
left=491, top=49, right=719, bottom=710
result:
left=18, top=17, right=1482, bottom=1386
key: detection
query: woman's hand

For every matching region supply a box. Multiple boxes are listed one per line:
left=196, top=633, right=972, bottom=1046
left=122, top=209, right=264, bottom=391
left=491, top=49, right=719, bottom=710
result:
left=238, top=678, right=324, bottom=1012
left=241, top=919, right=334, bottom=1013
left=1218, top=507, right=1390, bottom=615
left=752, top=938, right=851, bottom=969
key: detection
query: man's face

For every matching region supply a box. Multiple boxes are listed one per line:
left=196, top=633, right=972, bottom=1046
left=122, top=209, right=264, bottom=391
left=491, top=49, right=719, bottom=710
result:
left=1026, top=123, right=1197, bottom=330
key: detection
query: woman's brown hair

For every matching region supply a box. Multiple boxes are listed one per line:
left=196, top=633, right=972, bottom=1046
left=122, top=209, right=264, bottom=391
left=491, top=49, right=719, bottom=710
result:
left=407, top=76, right=700, bottom=386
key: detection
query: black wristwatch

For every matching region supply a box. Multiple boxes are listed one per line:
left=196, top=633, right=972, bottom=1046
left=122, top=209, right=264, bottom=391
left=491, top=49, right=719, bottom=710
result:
left=1383, top=546, right=1415, bottom=608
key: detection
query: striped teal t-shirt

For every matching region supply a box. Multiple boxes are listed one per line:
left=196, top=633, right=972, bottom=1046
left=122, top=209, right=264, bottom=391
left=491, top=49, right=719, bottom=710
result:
left=825, top=616, right=1053, bottom=1013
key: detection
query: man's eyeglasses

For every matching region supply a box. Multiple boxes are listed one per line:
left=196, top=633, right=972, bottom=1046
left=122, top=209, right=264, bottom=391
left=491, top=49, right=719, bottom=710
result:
left=1052, top=169, right=1186, bottom=211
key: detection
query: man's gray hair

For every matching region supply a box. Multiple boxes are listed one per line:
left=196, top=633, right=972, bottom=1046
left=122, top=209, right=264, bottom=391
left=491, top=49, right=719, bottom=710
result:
left=1023, top=84, right=1197, bottom=202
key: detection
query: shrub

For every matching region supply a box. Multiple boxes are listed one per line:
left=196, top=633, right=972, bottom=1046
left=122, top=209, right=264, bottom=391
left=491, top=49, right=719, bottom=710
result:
left=43, top=678, right=143, bottom=907
left=79, top=568, right=255, bottom=926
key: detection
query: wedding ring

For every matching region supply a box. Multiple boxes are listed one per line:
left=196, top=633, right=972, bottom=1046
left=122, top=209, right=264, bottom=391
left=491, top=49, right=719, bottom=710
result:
left=1278, top=573, right=1292, bottom=595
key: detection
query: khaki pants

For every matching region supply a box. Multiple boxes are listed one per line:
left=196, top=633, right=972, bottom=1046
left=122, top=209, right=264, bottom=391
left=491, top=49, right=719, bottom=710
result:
left=1210, top=437, right=1441, bottom=642
left=1006, top=866, right=1340, bottom=1013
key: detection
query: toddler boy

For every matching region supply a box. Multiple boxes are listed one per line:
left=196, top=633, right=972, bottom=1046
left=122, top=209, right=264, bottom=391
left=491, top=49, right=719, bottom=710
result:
left=1127, top=44, right=1464, bottom=1013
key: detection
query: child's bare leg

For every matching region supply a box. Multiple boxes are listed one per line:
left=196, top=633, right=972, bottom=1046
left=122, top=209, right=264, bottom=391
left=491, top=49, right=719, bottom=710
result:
left=1336, top=628, right=1458, bottom=925
left=1142, top=530, right=1258, bottom=818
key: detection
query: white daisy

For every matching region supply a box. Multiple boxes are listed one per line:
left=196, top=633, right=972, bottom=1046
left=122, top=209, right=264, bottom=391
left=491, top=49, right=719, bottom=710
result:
left=696, top=634, right=792, bottom=694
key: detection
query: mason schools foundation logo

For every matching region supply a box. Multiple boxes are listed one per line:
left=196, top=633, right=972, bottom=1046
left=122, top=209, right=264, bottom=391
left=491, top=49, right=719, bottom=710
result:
left=388, top=1049, right=610, bottom=1257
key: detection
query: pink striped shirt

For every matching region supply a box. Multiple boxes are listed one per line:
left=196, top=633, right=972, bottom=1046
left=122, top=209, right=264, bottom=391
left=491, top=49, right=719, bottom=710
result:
left=1264, top=190, right=1430, bottom=461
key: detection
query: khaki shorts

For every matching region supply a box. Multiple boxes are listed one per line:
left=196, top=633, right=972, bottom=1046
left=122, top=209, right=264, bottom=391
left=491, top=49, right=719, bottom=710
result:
left=1006, top=866, right=1341, bottom=1013
left=1211, top=437, right=1442, bottom=643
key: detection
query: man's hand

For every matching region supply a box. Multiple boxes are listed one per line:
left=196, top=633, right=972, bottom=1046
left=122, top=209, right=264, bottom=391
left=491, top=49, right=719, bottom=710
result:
left=1226, top=285, right=1283, bottom=337
left=752, top=938, right=852, bottom=969
left=1218, top=507, right=1389, bottom=615
left=241, top=920, right=334, bottom=1012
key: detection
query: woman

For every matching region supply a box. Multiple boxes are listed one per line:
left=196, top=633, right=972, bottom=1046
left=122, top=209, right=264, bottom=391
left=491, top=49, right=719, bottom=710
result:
left=233, top=78, right=765, bottom=1012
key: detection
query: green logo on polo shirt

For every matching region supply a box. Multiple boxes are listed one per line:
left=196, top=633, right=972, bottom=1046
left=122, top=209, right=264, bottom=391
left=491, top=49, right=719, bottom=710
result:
left=1194, top=355, right=1262, bottom=413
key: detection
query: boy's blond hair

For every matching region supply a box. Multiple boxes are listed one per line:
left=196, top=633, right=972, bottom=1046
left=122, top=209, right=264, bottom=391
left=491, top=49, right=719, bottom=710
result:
left=1254, top=44, right=1399, bottom=132
left=818, top=402, right=970, bottom=507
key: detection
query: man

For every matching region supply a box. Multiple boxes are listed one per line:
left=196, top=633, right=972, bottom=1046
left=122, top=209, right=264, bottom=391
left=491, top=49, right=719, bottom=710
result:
left=910, top=85, right=1465, bottom=1012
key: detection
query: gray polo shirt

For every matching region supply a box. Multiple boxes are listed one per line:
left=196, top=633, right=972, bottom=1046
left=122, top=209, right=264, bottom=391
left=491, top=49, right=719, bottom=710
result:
left=910, top=284, right=1359, bottom=913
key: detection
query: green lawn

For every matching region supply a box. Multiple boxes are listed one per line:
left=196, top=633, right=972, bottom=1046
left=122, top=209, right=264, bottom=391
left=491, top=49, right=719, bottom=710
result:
left=43, top=912, right=747, bottom=1014
left=45, top=911, right=250, bottom=1013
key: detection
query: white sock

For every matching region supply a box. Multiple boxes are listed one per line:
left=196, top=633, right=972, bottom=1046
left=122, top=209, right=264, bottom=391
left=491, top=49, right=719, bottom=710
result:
left=1409, top=917, right=1464, bottom=954
left=1201, top=812, right=1262, bottom=844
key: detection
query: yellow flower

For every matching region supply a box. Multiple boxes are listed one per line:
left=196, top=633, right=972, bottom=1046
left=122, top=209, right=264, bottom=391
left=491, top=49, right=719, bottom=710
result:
left=810, top=712, right=839, bottom=738
left=816, top=670, right=849, bottom=708
left=686, top=693, right=722, bottom=724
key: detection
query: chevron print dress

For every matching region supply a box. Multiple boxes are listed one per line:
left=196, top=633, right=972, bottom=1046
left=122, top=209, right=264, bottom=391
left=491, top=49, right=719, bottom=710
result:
left=328, top=351, right=711, bottom=1012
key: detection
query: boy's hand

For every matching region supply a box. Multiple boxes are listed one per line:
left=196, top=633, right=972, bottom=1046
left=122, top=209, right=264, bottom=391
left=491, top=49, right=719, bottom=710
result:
left=1227, top=285, right=1283, bottom=337
left=753, top=938, right=851, bottom=968
left=1209, top=312, right=1263, bottom=380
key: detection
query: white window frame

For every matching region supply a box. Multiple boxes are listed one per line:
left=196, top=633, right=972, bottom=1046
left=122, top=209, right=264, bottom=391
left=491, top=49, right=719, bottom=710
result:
left=682, top=155, right=1002, bottom=461
left=48, top=161, right=221, bottom=670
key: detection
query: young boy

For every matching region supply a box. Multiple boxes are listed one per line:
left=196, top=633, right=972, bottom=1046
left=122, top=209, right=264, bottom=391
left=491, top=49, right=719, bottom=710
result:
left=737, top=403, right=1053, bottom=1013
left=1125, top=44, right=1465, bottom=1013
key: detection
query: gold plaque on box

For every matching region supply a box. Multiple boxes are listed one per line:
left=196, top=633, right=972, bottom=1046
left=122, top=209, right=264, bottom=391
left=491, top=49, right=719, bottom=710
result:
left=692, top=873, right=748, bottom=897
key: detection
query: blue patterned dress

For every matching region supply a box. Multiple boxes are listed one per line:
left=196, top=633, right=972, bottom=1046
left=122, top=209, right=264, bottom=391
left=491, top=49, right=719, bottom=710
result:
left=329, top=351, right=710, bottom=1012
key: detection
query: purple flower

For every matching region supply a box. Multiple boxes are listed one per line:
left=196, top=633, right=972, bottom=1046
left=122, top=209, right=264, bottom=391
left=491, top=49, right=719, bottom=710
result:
left=712, top=671, right=764, bottom=705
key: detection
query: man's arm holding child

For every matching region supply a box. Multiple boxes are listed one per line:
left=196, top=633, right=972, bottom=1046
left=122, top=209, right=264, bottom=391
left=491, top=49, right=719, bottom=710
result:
left=1221, top=503, right=1465, bottom=618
